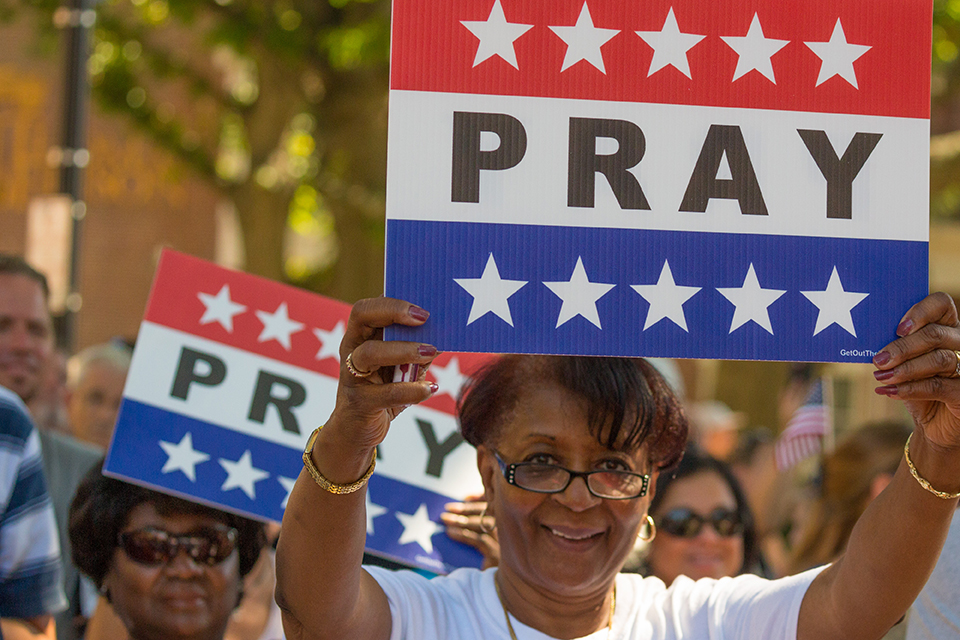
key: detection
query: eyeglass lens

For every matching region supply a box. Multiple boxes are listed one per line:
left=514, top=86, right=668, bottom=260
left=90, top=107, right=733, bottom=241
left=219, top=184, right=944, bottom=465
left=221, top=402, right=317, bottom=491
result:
left=511, top=463, right=648, bottom=499
left=119, top=527, right=237, bottom=566
left=658, top=508, right=743, bottom=538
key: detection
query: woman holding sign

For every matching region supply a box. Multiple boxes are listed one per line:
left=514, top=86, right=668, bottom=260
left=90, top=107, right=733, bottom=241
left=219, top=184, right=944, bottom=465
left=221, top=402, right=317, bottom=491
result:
left=276, top=292, right=960, bottom=640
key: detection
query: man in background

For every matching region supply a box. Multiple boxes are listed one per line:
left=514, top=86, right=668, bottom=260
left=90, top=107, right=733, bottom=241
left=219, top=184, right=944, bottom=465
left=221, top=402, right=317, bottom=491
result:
left=65, top=342, right=131, bottom=450
left=0, top=255, right=100, bottom=640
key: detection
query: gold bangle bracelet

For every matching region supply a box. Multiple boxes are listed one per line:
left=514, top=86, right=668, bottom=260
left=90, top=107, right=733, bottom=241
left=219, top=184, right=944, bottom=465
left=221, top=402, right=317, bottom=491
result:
left=302, top=425, right=376, bottom=495
left=904, top=433, right=960, bottom=500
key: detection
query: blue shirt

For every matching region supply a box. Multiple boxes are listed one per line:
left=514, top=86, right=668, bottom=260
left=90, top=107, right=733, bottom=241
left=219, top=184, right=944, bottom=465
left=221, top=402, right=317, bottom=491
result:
left=0, top=386, right=67, bottom=618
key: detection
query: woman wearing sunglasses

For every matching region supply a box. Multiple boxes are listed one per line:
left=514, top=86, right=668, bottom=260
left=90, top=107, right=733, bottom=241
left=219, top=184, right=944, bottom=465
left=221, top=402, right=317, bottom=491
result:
left=642, top=449, right=760, bottom=586
left=277, top=292, right=960, bottom=640
left=68, top=464, right=267, bottom=640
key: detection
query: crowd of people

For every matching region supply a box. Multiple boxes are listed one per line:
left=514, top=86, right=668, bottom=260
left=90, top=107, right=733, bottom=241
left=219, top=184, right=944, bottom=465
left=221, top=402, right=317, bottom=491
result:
left=1, top=250, right=959, bottom=640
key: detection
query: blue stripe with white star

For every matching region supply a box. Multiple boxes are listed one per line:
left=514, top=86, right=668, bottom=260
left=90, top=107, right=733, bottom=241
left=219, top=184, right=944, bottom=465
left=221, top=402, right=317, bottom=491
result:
left=384, top=220, right=927, bottom=362
left=105, top=398, right=483, bottom=572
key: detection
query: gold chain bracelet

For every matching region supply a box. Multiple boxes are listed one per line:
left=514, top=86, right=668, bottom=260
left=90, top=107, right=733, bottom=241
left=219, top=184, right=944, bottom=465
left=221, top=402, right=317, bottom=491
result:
left=904, top=433, right=960, bottom=500
left=302, top=425, right=377, bottom=495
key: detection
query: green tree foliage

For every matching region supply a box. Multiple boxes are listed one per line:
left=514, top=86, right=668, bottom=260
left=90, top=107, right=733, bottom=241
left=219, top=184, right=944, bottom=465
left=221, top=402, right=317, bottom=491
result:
left=7, top=0, right=960, bottom=299
left=933, top=0, right=960, bottom=218
left=4, top=0, right=392, bottom=299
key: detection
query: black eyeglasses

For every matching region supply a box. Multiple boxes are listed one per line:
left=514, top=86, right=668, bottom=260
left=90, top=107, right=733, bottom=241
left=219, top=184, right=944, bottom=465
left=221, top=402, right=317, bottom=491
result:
left=117, top=526, right=239, bottom=566
left=656, top=508, right=745, bottom=538
left=494, top=452, right=650, bottom=500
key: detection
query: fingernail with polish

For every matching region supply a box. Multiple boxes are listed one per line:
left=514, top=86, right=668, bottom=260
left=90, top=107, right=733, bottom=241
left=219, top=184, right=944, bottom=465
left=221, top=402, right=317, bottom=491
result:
left=418, top=344, right=437, bottom=357
left=409, top=305, right=430, bottom=322
left=873, top=351, right=891, bottom=367
left=874, top=385, right=898, bottom=397
left=873, top=369, right=895, bottom=382
left=897, top=319, right=914, bottom=337
left=429, top=382, right=439, bottom=394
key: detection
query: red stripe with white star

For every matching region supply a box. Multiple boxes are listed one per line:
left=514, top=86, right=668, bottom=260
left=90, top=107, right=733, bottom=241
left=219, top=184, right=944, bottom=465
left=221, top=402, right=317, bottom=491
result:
left=390, top=0, right=931, bottom=119
left=142, top=250, right=494, bottom=414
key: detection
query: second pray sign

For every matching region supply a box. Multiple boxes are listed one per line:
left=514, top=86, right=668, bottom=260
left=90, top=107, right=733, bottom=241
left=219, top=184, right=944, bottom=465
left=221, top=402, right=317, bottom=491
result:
left=384, top=0, right=932, bottom=363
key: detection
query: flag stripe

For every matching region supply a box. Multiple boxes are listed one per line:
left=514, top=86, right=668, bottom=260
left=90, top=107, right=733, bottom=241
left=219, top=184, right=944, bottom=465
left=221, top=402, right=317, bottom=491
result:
left=775, top=378, right=829, bottom=470
left=387, top=90, right=929, bottom=242
left=106, top=402, right=483, bottom=572
left=122, top=326, right=478, bottom=494
left=143, top=252, right=347, bottom=376
left=391, top=0, right=931, bottom=119
left=385, top=220, right=927, bottom=361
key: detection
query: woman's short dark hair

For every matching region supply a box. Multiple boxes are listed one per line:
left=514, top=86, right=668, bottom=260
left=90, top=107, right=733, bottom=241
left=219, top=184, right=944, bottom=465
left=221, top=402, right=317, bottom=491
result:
left=649, top=448, right=759, bottom=575
left=458, top=355, right=688, bottom=470
left=69, top=462, right=267, bottom=589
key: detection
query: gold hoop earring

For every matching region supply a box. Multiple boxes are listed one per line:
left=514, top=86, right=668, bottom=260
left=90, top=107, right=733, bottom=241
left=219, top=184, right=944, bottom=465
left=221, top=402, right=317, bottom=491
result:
left=479, top=504, right=495, bottom=534
left=638, top=515, right=656, bottom=542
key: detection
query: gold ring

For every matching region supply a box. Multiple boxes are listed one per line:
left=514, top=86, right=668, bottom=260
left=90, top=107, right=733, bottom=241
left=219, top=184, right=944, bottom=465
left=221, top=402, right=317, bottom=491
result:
left=953, top=349, right=960, bottom=378
left=345, top=351, right=374, bottom=378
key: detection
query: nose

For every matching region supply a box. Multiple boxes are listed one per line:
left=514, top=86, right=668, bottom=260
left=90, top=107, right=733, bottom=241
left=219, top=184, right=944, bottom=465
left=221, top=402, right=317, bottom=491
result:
left=164, top=548, right=206, bottom=577
left=553, top=475, right=602, bottom=512
left=694, top=523, right=724, bottom=543
left=5, top=325, right=32, bottom=351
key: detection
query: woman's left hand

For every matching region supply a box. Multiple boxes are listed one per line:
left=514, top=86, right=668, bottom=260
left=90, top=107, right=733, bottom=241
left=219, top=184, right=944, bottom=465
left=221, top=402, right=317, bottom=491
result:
left=873, top=292, right=960, bottom=450
left=441, top=495, right=500, bottom=569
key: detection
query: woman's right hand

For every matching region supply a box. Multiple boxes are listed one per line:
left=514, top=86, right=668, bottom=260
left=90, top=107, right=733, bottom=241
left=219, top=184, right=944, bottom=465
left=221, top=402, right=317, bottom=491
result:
left=321, top=297, right=441, bottom=459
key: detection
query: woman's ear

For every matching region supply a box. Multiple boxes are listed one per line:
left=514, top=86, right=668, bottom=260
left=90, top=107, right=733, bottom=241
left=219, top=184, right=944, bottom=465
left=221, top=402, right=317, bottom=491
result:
left=647, top=469, right=660, bottom=500
left=476, top=446, right=497, bottom=504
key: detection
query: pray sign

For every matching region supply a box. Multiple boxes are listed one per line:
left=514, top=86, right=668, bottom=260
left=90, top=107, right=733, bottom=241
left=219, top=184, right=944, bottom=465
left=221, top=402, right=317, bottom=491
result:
left=384, top=0, right=931, bottom=363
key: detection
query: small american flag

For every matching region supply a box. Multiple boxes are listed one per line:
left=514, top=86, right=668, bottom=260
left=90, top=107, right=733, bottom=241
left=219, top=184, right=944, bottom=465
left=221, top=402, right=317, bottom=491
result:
left=775, top=377, right=832, bottom=471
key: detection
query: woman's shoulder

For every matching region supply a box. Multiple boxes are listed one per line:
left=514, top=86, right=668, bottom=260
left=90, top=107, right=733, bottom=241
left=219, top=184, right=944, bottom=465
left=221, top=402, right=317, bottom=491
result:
left=608, top=570, right=825, bottom=640
left=363, top=565, right=501, bottom=638
left=364, top=564, right=495, bottom=606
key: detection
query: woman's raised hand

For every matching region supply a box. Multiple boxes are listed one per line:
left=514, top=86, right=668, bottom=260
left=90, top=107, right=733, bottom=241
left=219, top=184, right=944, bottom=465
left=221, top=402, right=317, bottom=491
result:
left=873, top=292, right=960, bottom=451
left=326, top=298, right=440, bottom=450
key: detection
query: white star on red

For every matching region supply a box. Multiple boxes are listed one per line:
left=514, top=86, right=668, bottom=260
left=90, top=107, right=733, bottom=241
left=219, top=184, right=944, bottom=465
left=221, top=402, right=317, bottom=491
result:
left=805, top=19, right=871, bottom=89
left=428, top=357, right=468, bottom=399
left=255, top=302, right=305, bottom=351
left=313, top=320, right=345, bottom=363
left=197, top=285, right=247, bottom=333
left=548, top=2, right=620, bottom=73
left=721, top=13, right=790, bottom=83
left=635, top=8, right=706, bottom=79
left=461, top=0, right=533, bottom=70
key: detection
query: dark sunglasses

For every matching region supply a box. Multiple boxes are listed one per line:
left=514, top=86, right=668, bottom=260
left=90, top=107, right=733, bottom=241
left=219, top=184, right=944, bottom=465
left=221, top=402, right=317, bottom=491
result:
left=117, top=526, right=238, bottom=566
left=494, top=452, right=650, bottom=500
left=657, top=508, right=745, bottom=538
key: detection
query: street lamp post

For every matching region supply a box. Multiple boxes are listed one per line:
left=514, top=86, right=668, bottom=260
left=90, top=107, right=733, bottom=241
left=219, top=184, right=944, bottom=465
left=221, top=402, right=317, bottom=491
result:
left=56, top=0, right=95, bottom=351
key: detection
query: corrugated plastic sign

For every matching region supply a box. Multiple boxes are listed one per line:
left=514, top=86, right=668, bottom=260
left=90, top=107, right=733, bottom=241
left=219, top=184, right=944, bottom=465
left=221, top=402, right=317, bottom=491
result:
left=105, top=250, right=493, bottom=573
left=384, top=0, right=931, bottom=362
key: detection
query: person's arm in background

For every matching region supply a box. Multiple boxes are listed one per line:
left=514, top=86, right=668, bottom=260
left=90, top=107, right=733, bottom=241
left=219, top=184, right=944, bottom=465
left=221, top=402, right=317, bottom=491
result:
left=798, top=293, right=960, bottom=640
left=441, top=495, right=500, bottom=569
left=0, top=616, right=56, bottom=640
left=83, top=597, right=130, bottom=640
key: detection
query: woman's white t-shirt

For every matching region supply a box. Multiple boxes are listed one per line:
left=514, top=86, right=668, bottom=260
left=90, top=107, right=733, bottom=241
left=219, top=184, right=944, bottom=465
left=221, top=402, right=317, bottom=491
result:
left=366, top=565, right=825, bottom=640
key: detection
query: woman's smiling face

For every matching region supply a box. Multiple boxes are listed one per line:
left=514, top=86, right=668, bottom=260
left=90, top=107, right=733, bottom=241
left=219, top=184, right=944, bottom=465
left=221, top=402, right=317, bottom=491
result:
left=478, top=382, right=655, bottom=598
left=647, top=470, right=745, bottom=585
